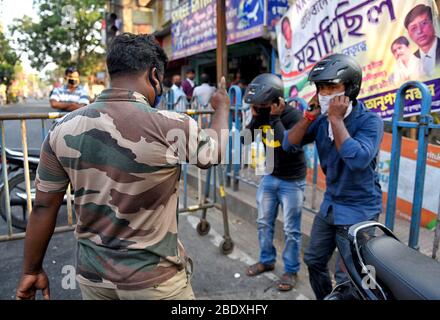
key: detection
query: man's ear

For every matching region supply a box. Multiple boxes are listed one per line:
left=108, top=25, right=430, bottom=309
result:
left=151, top=67, right=161, bottom=89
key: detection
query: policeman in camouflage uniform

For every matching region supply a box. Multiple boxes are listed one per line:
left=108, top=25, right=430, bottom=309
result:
left=15, top=33, right=230, bottom=300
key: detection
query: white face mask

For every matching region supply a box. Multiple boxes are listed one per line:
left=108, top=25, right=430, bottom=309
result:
left=318, top=91, right=345, bottom=115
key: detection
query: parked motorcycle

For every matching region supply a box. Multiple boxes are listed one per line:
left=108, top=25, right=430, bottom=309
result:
left=326, top=221, right=440, bottom=300
left=0, top=147, right=39, bottom=230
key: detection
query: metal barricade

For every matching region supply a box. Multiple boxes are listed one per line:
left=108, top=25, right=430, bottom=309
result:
left=0, top=112, right=74, bottom=242
left=174, top=108, right=234, bottom=254
left=385, top=81, right=440, bottom=250
left=0, top=109, right=235, bottom=254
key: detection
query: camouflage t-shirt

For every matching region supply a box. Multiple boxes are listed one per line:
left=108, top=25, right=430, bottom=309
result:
left=36, top=88, right=217, bottom=290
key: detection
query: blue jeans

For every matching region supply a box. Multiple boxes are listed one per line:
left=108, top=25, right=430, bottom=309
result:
left=256, top=175, right=306, bottom=274
left=303, top=210, right=379, bottom=300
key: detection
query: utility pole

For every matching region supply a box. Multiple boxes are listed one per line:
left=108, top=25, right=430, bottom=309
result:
left=216, top=0, right=227, bottom=85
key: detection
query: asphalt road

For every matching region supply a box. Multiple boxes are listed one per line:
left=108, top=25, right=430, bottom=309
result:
left=0, top=185, right=314, bottom=300
left=0, top=99, right=56, bottom=152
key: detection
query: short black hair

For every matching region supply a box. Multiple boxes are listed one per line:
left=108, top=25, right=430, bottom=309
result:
left=65, top=66, right=78, bottom=76
left=106, top=33, right=168, bottom=78
left=391, top=36, right=410, bottom=52
left=404, top=4, right=432, bottom=29
left=186, top=68, right=195, bottom=74
left=200, top=73, right=210, bottom=84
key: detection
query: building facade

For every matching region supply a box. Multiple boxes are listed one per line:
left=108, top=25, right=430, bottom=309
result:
left=105, top=0, right=294, bottom=86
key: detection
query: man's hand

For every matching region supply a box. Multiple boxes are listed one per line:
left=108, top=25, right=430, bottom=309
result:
left=328, top=95, right=349, bottom=121
left=270, top=97, right=285, bottom=116
left=50, top=100, right=85, bottom=112
left=210, top=77, right=230, bottom=113
left=16, top=190, right=64, bottom=301
left=16, top=271, right=50, bottom=300
left=206, top=76, right=230, bottom=164
left=307, top=94, right=322, bottom=117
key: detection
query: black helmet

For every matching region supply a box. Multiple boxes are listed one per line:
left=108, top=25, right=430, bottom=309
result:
left=308, top=53, right=362, bottom=100
left=244, top=73, right=284, bottom=105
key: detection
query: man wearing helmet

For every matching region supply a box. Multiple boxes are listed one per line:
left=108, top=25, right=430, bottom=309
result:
left=283, top=54, right=384, bottom=299
left=243, top=73, right=307, bottom=292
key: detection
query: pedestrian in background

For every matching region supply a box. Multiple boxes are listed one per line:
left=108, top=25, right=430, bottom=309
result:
left=49, top=67, right=89, bottom=112
left=192, top=73, right=216, bottom=108
left=171, top=74, right=187, bottom=111
left=182, top=68, right=196, bottom=100
left=193, top=73, right=216, bottom=128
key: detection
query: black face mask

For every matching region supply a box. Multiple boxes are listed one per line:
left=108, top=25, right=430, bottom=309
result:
left=68, top=79, right=78, bottom=86
left=255, top=107, right=271, bottom=116
left=148, top=68, right=163, bottom=108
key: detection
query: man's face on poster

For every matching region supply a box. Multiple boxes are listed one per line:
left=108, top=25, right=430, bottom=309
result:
left=391, top=43, right=410, bottom=61
left=282, top=19, right=292, bottom=48
left=408, top=12, right=435, bottom=49
left=289, top=86, right=298, bottom=98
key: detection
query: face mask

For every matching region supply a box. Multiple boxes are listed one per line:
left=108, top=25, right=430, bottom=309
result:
left=67, top=78, right=79, bottom=86
left=255, top=107, right=271, bottom=116
left=318, top=91, right=345, bottom=115
left=153, top=94, right=162, bottom=108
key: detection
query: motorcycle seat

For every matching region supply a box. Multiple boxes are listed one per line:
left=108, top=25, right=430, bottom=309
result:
left=4, top=148, right=40, bottom=165
left=363, top=236, right=440, bottom=300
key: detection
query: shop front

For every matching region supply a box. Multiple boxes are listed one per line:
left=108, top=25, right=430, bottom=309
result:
left=169, top=0, right=289, bottom=86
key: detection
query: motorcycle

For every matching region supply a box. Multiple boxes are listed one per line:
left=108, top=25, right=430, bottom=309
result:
left=0, top=147, right=40, bottom=230
left=326, top=221, right=440, bottom=300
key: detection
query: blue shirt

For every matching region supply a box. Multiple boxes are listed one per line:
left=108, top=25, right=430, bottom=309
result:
left=282, top=101, right=384, bottom=225
left=49, top=85, right=90, bottom=105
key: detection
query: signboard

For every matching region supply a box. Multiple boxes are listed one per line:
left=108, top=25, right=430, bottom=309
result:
left=267, top=0, right=290, bottom=29
left=132, top=10, right=153, bottom=25
left=171, top=0, right=286, bottom=60
left=276, top=0, right=440, bottom=120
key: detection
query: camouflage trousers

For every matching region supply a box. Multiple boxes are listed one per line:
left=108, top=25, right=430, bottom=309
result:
left=78, top=267, right=195, bottom=300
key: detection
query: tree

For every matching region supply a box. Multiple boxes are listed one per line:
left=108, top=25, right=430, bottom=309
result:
left=11, top=0, right=106, bottom=77
left=0, top=31, right=19, bottom=103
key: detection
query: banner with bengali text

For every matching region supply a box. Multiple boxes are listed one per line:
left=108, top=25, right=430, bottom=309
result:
left=276, top=0, right=440, bottom=119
